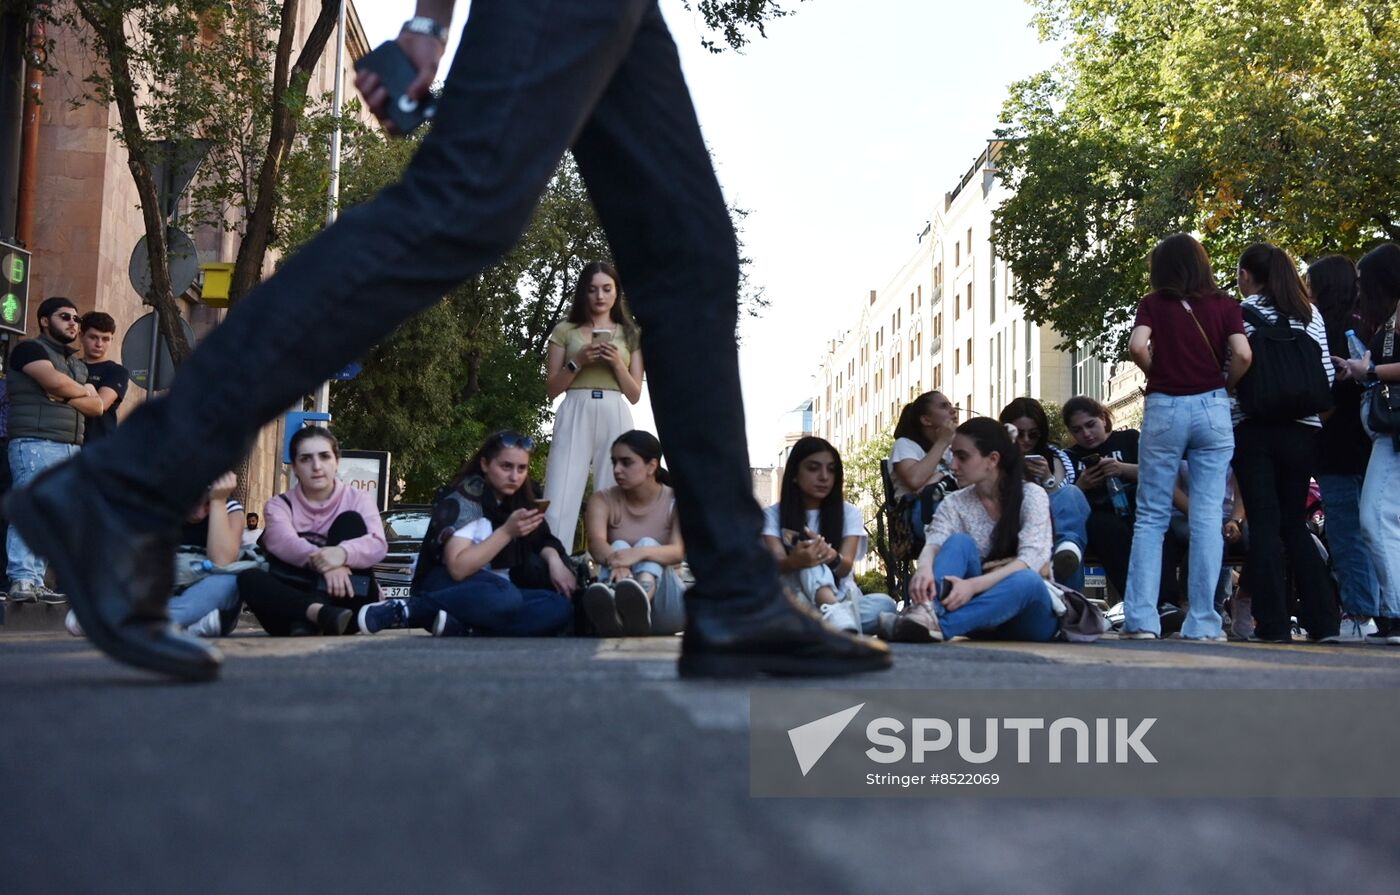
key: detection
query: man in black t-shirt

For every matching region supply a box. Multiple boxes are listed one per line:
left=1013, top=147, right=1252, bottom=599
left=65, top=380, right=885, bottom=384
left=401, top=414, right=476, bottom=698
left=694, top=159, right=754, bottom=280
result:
left=78, top=312, right=129, bottom=442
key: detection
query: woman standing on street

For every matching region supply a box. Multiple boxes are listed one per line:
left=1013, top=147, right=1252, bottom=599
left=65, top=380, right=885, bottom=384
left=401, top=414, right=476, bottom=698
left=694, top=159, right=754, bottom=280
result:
left=1232, top=242, right=1339, bottom=643
left=1334, top=243, right=1400, bottom=644
left=1120, top=234, right=1250, bottom=640
left=541, top=262, right=645, bottom=553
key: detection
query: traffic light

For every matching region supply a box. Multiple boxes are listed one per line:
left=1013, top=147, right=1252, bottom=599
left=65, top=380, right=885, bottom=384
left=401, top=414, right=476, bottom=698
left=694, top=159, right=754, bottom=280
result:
left=0, top=239, right=30, bottom=336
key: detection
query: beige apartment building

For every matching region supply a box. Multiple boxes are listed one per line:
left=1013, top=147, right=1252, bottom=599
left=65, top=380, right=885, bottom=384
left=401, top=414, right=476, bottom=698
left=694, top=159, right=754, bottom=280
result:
left=812, top=140, right=1114, bottom=461
left=2, top=5, right=375, bottom=514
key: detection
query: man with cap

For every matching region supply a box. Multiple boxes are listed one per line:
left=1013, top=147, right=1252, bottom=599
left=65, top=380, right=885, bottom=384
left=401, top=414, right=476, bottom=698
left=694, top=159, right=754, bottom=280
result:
left=4, top=297, right=103, bottom=603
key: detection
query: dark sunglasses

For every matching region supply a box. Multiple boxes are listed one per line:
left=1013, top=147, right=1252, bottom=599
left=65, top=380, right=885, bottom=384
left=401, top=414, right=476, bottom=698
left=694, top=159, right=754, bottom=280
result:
left=54, top=312, right=80, bottom=322
left=497, top=432, right=535, bottom=451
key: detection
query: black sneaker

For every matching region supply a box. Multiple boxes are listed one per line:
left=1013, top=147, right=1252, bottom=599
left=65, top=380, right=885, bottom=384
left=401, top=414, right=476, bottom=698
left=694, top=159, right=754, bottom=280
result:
left=1366, top=616, right=1395, bottom=645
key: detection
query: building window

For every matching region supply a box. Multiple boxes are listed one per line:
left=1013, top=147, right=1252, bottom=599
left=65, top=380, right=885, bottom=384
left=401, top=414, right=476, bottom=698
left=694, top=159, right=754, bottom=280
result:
left=989, top=255, right=997, bottom=324
left=1071, top=347, right=1106, bottom=401
left=955, top=347, right=961, bottom=373
left=967, top=282, right=973, bottom=309
left=955, top=242, right=960, bottom=267
left=966, top=337, right=973, bottom=365
left=967, top=227, right=973, bottom=253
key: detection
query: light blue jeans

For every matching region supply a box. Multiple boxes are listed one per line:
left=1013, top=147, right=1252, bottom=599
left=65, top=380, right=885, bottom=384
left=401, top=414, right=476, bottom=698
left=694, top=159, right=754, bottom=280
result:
left=6, top=438, right=80, bottom=586
left=1317, top=473, right=1381, bottom=619
left=1049, top=485, right=1090, bottom=590
left=168, top=575, right=242, bottom=632
left=1360, top=438, right=1400, bottom=618
left=931, top=533, right=1059, bottom=641
left=601, top=538, right=686, bottom=634
left=781, top=562, right=897, bottom=635
left=1124, top=390, right=1233, bottom=638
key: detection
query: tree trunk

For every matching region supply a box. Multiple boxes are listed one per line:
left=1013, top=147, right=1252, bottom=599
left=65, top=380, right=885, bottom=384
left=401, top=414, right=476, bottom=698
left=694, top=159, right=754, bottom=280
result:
left=228, top=0, right=340, bottom=305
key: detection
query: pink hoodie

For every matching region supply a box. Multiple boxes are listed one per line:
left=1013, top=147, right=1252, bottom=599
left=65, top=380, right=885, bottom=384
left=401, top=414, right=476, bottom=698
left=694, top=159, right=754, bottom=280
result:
left=261, top=481, right=388, bottom=570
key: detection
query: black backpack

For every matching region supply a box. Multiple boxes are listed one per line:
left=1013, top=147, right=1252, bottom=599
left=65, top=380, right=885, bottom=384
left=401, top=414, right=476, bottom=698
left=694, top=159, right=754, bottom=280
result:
left=1236, top=305, right=1334, bottom=422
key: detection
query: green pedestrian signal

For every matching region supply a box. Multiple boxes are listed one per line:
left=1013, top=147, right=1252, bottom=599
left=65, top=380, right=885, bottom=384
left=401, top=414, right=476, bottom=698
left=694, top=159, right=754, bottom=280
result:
left=0, top=241, right=30, bottom=336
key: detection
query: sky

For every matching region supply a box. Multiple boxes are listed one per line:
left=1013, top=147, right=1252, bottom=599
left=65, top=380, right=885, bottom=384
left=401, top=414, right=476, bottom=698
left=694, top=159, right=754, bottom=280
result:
left=355, top=1, right=1064, bottom=464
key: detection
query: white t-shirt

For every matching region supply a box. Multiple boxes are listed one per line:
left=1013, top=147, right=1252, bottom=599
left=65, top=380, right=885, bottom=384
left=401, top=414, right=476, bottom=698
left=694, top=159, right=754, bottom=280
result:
left=761, top=502, right=867, bottom=594
left=889, top=437, right=954, bottom=500
left=452, top=517, right=510, bottom=579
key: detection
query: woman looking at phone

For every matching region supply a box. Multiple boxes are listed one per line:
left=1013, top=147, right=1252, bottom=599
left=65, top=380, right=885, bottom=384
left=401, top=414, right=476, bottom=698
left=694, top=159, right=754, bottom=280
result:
left=1063, top=396, right=1142, bottom=601
left=357, top=431, right=576, bottom=637
left=542, top=261, right=645, bottom=552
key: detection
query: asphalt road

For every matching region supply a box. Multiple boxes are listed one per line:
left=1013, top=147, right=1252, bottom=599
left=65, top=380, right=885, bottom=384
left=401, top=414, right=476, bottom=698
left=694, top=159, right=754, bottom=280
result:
left=3, top=629, right=1398, bottom=895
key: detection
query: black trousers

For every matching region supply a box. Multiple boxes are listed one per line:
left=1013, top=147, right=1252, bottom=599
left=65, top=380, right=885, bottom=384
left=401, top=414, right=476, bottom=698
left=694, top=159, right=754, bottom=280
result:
left=238, top=511, right=376, bottom=635
left=1087, top=507, right=1181, bottom=605
left=1233, top=421, right=1339, bottom=640
left=71, top=0, right=777, bottom=616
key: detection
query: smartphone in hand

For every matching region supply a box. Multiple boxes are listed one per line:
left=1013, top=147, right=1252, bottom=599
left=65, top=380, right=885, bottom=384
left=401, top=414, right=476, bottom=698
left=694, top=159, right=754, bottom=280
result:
left=591, top=329, right=614, bottom=345
left=355, top=41, right=438, bottom=134
left=533, top=499, right=551, bottom=513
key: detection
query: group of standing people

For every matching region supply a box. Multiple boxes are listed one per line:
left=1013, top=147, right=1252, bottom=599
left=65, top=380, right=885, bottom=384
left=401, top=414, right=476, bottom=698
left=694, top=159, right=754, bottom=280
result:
left=882, top=236, right=1400, bottom=647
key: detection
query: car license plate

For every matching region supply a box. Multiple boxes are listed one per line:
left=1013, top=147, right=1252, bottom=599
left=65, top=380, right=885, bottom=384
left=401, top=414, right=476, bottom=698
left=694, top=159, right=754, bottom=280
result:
left=381, top=586, right=412, bottom=598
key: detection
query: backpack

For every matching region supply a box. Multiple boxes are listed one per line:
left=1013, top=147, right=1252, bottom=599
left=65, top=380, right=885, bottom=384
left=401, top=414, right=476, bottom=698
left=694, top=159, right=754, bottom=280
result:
left=1236, top=305, right=1334, bottom=422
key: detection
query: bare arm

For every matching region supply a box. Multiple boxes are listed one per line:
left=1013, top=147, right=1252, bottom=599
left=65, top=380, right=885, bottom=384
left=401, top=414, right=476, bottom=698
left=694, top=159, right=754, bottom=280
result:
left=1129, top=325, right=1153, bottom=374
left=585, top=492, right=613, bottom=564
left=204, top=473, right=243, bottom=566
left=95, top=386, right=121, bottom=413
left=545, top=342, right=581, bottom=400
left=444, top=526, right=514, bottom=581
left=893, top=433, right=954, bottom=492
left=614, top=346, right=644, bottom=404
left=1226, top=333, right=1252, bottom=389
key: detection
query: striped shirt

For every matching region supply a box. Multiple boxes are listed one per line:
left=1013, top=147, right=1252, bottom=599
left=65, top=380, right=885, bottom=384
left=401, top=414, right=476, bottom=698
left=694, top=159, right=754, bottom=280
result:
left=1230, top=295, right=1334, bottom=428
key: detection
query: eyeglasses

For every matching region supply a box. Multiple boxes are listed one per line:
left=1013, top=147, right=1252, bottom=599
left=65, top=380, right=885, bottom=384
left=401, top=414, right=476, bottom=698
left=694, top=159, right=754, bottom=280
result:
left=55, top=312, right=79, bottom=322
left=497, top=433, right=536, bottom=451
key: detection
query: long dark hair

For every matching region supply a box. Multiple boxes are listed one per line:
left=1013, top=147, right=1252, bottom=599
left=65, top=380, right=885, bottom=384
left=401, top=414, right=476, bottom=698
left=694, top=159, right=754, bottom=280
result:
left=778, top=436, right=845, bottom=549
left=449, top=431, right=539, bottom=514
left=1306, top=255, right=1360, bottom=348
left=565, top=260, right=640, bottom=350
left=612, top=430, right=672, bottom=487
left=1358, top=243, right=1400, bottom=333
left=998, top=397, right=1051, bottom=459
left=956, top=418, right=1025, bottom=562
left=1061, top=395, right=1112, bottom=432
left=1149, top=233, right=1217, bottom=301
left=289, top=425, right=341, bottom=461
left=1239, top=243, right=1311, bottom=323
left=893, top=391, right=946, bottom=450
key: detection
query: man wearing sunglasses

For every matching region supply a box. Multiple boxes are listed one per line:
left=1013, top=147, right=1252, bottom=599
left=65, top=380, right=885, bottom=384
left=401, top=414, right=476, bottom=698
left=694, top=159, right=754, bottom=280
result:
left=4, top=297, right=102, bottom=603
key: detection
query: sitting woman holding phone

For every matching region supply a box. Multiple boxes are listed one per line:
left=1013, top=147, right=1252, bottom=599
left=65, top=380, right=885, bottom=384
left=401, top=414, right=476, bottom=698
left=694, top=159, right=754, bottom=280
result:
left=891, top=418, right=1058, bottom=643
left=358, top=431, right=576, bottom=637
left=760, top=436, right=897, bottom=635
left=582, top=430, right=687, bottom=637
left=541, top=261, right=645, bottom=552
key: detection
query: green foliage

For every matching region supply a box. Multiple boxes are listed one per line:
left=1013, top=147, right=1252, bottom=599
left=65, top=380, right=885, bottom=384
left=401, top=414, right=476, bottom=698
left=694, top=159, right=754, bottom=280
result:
left=996, top=0, right=1400, bottom=357
left=852, top=569, right=890, bottom=599
left=682, top=0, right=808, bottom=52
left=844, top=432, right=897, bottom=593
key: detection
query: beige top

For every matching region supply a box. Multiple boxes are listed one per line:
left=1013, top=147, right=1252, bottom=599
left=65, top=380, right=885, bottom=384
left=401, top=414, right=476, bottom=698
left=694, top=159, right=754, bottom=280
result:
left=597, top=484, right=675, bottom=546
left=548, top=321, right=633, bottom=391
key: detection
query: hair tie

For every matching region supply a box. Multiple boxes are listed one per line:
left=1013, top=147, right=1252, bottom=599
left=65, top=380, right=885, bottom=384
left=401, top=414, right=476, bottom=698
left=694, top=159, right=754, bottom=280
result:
left=1004, top=422, right=1020, bottom=441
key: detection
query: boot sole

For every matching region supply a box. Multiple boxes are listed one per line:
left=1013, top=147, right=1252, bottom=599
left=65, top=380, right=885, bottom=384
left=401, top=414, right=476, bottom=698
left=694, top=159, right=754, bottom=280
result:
left=677, top=650, right=892, bottom=679
left=7, top=487, right=222, bottom=683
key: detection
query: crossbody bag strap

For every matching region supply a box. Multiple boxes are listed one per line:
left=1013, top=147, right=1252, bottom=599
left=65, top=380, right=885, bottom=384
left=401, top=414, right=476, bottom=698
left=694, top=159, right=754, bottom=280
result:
left=1386, top=312, right=1397, bottom=360
left=1180, top=299, right=1222, bottom=367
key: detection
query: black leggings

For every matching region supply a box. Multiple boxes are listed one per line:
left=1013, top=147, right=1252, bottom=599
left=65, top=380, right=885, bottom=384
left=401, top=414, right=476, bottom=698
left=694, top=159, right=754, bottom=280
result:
left=238, top=511, right=377, bottom=635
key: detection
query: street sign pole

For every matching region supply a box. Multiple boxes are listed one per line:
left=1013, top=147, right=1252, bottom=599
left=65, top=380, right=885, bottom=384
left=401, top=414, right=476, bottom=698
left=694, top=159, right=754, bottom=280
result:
left=313, top=0, right=348, bottom=417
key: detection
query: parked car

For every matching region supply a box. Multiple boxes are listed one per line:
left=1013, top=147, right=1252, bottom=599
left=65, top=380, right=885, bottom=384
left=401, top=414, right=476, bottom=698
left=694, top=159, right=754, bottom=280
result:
left=375, top=504, right=432, bottom=598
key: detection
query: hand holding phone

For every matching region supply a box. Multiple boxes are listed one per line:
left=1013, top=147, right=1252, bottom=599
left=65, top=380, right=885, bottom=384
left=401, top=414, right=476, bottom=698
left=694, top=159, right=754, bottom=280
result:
left=354, top=41, right=439, bottom=134
left=533, top=499, right=551, bottom=513
left=591, top=329, right=614, bottom=345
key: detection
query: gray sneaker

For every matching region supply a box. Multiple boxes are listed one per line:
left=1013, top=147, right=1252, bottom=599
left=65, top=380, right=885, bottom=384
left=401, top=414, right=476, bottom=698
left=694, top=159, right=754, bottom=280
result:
left=4, top=580, right=39, bottom=603
left=35, top=585, right=66, bottom=605
left=1334, top=614, right=1378, bottom=642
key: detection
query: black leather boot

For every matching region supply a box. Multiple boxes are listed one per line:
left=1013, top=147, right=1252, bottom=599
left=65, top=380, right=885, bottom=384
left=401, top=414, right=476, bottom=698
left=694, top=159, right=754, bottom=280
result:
left=6, top=459, right=223, bottom=682
left=678, top=591, right=892, bottom=678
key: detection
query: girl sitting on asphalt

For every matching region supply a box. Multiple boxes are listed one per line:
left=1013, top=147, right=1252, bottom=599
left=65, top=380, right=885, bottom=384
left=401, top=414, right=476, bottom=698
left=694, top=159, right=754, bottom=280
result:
left=358, top=431, right=576, bottom=638
left=760, top=436, right=896, bottom=635
left=582, top=430, right=687, bottom=637
left=891, top=418, right=1057, bottom=643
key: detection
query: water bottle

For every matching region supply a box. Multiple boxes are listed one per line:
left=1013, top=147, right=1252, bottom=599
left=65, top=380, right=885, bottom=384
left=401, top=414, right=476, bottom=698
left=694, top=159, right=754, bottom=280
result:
left=1346, top=329, right=1369, bottom=361
left=1105, top=476, right=1132, bottom=520
left=188, top=559, right=215, bottom=574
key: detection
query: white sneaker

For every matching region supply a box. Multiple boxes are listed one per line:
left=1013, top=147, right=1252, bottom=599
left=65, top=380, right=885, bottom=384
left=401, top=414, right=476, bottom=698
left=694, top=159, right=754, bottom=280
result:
left=64, top=610, right=84, bottom=638
left=820, top=600, right=860, bottom=634
left=184, top=608, right=224, bottom=639
left=1335, top=615, right=1378, bottom=642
